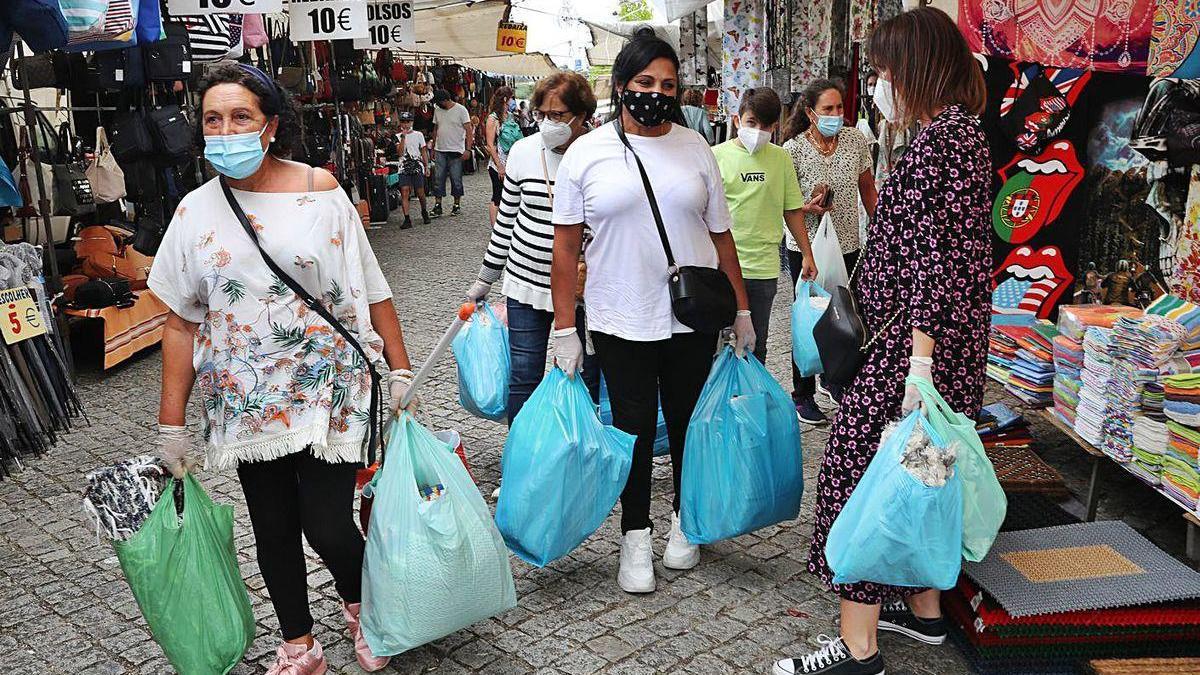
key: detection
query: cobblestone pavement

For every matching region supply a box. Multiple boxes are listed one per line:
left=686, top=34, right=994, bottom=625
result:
left=0, top=171, right=1192, bottom=675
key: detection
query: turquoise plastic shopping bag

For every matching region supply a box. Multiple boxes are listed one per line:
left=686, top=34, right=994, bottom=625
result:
left=599, top=375, right=669, bottom=457
left=911, top=378, right=1006, bottom=562
left=495, top=368, right=635, bottom=566
left=791, top=280, right=829, bottom=376
left=450, top=301, right=509, bottom=421
left=825, top=410, right=964, bottom=590
left=679, top=347, right=804, bottom=544
left=362, top=414, right=517, bottom=655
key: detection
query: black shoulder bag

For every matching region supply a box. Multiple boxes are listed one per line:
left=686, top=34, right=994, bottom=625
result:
left=219, top=178, right=383, bottom=465
left=612, top=120, right=736, bottom=335
left=812, top=243, right=903, bottom=387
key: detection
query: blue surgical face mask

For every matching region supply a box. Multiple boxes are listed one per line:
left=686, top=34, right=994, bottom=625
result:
left=204, top=126, right=269, bottom=180
left=507, top=99, right=518, bottom=113
left=815, top=114, right=843, bottom=138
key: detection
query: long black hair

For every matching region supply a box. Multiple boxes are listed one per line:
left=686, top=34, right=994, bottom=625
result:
left=780, top=78, right=844, bottom=143
left=607, top=27, right=685, bottom=125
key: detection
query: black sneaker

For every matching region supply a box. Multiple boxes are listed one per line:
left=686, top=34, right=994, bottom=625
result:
left=773, top=636, right=884, bottom=675
left=430, top=204, right=443, bottom=219
left=422, top=210, right=430, bottom=224
left=878, top=599, right=948, bottom=645
left=400, top=215, right=413, bottom=230
left=796, top=396, right=827, bottom=425
left=451, top=204, right=461, bottom=216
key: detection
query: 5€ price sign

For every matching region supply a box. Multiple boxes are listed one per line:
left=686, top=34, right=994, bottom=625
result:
left=290, top=0, right=369, bottom=42
left=496, top=21, right=527, bottom=54
left=353, top=1, right=416, bottom=50
left=0, top=287, right=46, bottom=345
left=166, top=0, right=284, bottom=13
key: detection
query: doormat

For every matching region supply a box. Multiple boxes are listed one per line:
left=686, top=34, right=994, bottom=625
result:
left=1089, top=658, right=1200, bottom=674
left=963, top=521, right=1200, bottom=617
left=1000, top=493, right=1080, bottom=532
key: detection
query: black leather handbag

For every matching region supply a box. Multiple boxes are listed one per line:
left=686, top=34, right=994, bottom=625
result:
left=50, top=122, right=95, bottom=217
left=146, top=104, right=193, bottom=165
left=111, top=110, right=155, bottom=162
left=812, top=257, right=902, bottom=387
left=613, top=120, right=736, bottom=335
left=11, top=53, right=56, bottom=90
left=144, top=22, right=192, bottom=82
left=72, top=277, right=136, bottom=310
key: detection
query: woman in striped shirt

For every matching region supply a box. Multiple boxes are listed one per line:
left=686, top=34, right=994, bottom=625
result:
left=465, top=72, right=600, bottom=420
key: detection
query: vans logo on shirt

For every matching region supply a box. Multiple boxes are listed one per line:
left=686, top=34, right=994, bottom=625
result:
left=740, top=172, right=766, bottom=182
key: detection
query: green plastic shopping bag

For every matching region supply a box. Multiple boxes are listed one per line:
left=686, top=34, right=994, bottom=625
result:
left=113, top=474, right=255, bottom=675
left=911, top=377, right=1007, bottom=561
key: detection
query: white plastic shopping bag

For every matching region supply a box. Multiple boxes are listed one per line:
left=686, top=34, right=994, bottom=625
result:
left=812, top=213, right=848, bottom=293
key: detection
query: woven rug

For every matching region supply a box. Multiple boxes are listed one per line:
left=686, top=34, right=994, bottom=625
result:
left=963, top=521, right=1200, bottom=617
left=1001, top=493, right=1081, bottom=532
left=987, top=445, right=1070, bottom=497
left=1089, top=658, right=1200, bottom=674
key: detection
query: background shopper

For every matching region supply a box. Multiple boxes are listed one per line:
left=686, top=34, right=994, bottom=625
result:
left=484, top=86, right=523, bottom=227
left=780, top=79, right=878, bottom=423
left=466, top=72, right=601, bottom=420
left=149, top=64, right=417, bottom=675
left=549, top=28, right=753, bottom=595
left=681, top=88, right=714, bottom=144
left=395, top=111, right=430, bottom=228
left=774, top=9, right=993, bottom=675
left=430, top=89, right=473, bottom=218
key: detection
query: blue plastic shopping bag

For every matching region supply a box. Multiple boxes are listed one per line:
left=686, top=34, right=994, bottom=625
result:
left=0, top=161, right=20, bottom=208
left=451, top=301, right=509, bottom=422
left=495, top=368, right=635, bottom=567
left=599, top=376, right=669, bottom=457
left=679, top=347, right=804, bottom=544
left=824, top=411, right=964, bottom=590
left=791, top=280, right=829, bottom=376
left=362, top=414, right=517, bottom=655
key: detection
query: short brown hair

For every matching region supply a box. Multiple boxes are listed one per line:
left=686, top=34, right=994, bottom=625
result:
left=737, top=87, right=782, bottom=127
left=531, top=72, right=597, bottom=120
left=682, top=88, right=704, bottom=107
left=867, top=7, right=985, bottom=127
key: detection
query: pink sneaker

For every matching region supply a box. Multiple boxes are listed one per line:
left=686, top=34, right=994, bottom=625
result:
left=266, top=638, right=327, bottom=675
left=343, top=602, right=391, bottom=672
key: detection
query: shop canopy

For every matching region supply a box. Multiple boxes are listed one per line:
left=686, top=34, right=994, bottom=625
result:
left=405, top=0, right=560, bottom=77
left=585, top=18, right=719, bottom=70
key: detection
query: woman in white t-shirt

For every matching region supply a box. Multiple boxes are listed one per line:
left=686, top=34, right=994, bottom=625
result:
left=550, top=29, right=754, bottom=594
left=148, top=64, right=416, bottom=675
left=394, top=110, right=430, bottom=228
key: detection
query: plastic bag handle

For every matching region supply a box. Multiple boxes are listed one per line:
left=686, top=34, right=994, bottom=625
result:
left=906, top=375, right=957, bottom=424
left=794, top=278, right=832, bottom=299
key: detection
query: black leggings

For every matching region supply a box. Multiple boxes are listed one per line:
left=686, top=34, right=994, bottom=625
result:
left=238, top=451, right=364, bottom=640
left=592, top=331, right=718, bottom=533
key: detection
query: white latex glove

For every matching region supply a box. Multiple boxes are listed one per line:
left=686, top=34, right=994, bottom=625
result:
left=732, top=310, right=756, bottom=358
left=465, top=280, right=491, bottom=303
left=157, top=424, right=196, bottom=479
left=901, top=356, right=934, bottom=414
left=552, top=326, right=584, bottom=377
left=389, top=368, right=419, bottom=415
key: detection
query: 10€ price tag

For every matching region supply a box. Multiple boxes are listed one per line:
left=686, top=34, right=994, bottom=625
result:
left=166, top=0, right=284, bottom=14
left=0, top=287, right=46, bottom=345
left=290, top=0, right=370, bottom=41
left=352, top=1, right=415, bottom=50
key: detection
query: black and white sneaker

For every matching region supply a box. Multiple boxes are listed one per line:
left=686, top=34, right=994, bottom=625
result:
left=773, top=635, right=885, bottom=675
left=878, top=599, right=948, bottom=645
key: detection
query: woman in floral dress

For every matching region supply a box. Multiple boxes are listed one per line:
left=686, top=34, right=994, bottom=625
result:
left=774, top=9, right=992, bottom=675
left=149, top=64, right=415, bottom=675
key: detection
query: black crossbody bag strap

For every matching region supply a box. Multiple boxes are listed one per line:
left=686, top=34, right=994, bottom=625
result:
left=219, top=178, right=382, bottom=466
left=613, top=120, right=677, bottom=269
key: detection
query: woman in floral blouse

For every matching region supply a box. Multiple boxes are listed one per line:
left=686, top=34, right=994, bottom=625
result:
left=148, top=64, right=414, bottom=675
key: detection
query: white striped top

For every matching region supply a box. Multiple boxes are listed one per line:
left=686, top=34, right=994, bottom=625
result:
left=478, top=132, right=559, bottom=312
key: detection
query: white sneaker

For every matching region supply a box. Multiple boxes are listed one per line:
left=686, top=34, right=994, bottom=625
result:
left=662, top=512, right=700, bottom=570
left=617, top=528, right=656, bottom=593
left=490, top=485, right=501, bottom=500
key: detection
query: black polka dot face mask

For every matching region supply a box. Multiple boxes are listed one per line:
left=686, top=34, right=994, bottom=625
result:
left=621, top=89, right=677, bottom=128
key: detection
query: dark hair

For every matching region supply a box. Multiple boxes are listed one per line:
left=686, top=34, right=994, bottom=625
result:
left=867, top=7, right=985, bottom=126
left=681, top=88, right=704, bottom=107
left=532, top=71, right=597, bottom=119
left=780, top=79, right=844, bottom=142
left=737, top=87, right=782, bottom=127
left=196, top=63, right=300, bottom=159
left=607, top=26, right=685, bottom=124
left=490, top=85, right=514, bottom=120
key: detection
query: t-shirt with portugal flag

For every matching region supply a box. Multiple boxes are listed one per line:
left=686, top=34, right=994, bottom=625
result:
left=712, top=139, right=805, bottom=279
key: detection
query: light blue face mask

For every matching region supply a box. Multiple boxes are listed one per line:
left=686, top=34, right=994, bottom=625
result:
left=204, top=126, right=269, bottom=180
left=815, top=114, right=844, bottom=138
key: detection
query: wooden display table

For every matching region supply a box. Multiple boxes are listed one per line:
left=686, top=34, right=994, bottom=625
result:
left=65, top=289, right=168, bottom=369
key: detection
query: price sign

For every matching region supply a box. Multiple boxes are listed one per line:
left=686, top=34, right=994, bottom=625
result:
left=290, top=0, right=369, bottom=42
left=167, top=0, right=283, bottom=14
left=0, top=287, right=46, bottom=345
left=496, top=21, right=527, bottom=54
left=353, top=1, right=415, bottom=50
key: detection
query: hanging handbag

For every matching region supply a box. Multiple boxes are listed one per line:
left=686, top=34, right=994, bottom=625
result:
left=58, top=0, right=108, bottom=38
left=135, top=0, right=165, bottom=44
left=612, top=120, right=735, bottom=335
left=11, top=54, right=57, bottom=90
left=110, top=110, right=155, bottom=162
left=218, top=178, right=383, bottom=465
left=16, top=128, right=56, bottom=217
left=94, top=47, right=145, bottom=91
left=0, top=0, right=69, bottom=53
left=0, top=160, right=20, bottom=208
left=144, top=22, right=191, bottom=83
left=146, top=105, right=193, bottom=165
left=178, top=14, right=232, bottom=63
left=64, top=0, right=136, bottom=49
left=121, top=160, right=159, bottom=203
left=812, top=246, right=903, bottom=387
left=86, top=127, right=126, bottom=204
left=241, top=14, right=268, bottom=49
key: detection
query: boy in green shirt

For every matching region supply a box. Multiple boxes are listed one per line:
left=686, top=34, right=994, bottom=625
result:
left=713, top=88, right=822, bottom=369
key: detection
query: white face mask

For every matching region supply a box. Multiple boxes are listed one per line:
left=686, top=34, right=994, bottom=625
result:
left=874, top=77, right=901, bottom=123
left=539, top=116, right=575, bottom=150
left=737, top=126, right=771, bottom=154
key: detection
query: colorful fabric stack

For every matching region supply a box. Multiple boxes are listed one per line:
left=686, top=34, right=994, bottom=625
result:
left=1074, top=327, right=1114, bottom=446
left=1164, top=420, right=1200, bottom=510
left=977, top=403, right=1032, bottom=449
left=1131, top=411, right=1169, bottom=485
left=1147, top=294, right=1200, bottom=352
left=1053, top=306, right=1139, bottom=428
left=988, top=325, right=1020, bottom=384
left=1056, top=305, right=1144, bottom=342
left=1101, top=357, right=1154, bottom=462
left=1005, top=322, right=1058, bottom=407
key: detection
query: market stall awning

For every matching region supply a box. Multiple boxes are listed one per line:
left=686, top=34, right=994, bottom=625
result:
left=399, top=0, right=560, bottom=77
left=584, top=20, right=681, bottom=66
left=459, top=53, right=560, bottom=78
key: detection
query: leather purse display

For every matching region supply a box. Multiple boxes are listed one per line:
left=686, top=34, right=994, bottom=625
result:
left=110, top=110, right=156, bottom=162
left=51, top=122, right=95, bottom=217
left=146, top=105, right=193, bottom=165
left=11, top=53, right=56, bottom=90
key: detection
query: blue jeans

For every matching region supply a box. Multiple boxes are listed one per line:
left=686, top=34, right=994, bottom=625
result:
left=507, top=297, right=600, bottom=422
left=432, top=151, right=464, bottom=199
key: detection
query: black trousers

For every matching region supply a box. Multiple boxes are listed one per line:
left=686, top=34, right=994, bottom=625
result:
left=790, top=248, right=860, bottom=401
left=592, top=330, right=718, bottom=533
left=238, top=451, right=364, bottom=640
